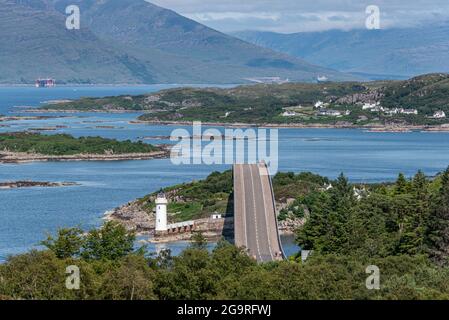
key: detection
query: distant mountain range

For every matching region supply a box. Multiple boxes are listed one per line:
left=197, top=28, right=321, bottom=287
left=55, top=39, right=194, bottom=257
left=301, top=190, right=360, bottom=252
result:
left=233, top=25, right=449, bottom=80
left=0, top=0, right=353, bottom=84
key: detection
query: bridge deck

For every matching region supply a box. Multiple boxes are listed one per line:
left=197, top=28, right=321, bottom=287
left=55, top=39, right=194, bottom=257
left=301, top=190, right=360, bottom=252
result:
left=234, top=163, right=284, bottom=262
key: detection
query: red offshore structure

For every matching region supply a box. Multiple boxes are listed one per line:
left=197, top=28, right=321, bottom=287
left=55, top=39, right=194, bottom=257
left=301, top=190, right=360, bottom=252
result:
left=35, top=78, right=56, bottom=88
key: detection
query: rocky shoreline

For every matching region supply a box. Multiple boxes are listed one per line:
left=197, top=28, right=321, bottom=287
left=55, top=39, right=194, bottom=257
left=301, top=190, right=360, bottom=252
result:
left=131, top=119, right=449, bottom=132
left=0, top=115, right=73, bottom=121
left=105, top=194, right=299, bottom=243
left=0, top=180, right=79, bottom=189
left=0, top=148, right=170, bottom=164
left=26, top=108, right=140, bottom=114
left=17, top=110, right=449, bottom=132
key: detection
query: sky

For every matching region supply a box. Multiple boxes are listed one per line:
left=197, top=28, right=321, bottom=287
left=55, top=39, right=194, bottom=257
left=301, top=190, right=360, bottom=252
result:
left=149, top=0, right=449, bottom=33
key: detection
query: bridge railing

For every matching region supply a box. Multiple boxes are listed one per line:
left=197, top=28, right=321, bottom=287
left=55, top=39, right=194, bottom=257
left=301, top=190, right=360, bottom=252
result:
left=263, top=162, right=287, bottom=260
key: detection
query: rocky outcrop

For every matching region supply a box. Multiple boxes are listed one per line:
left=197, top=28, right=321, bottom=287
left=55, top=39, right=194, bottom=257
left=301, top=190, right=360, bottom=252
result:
left=105, top=200, right=154, bottom=233
left=336, top=89, right=384, bottom=105
left=278, top=216, right=305, bottom=234
left=0, top=181, right=78, bottom=189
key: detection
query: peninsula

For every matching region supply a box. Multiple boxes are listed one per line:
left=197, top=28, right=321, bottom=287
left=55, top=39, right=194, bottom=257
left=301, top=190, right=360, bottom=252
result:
left=37, top=73, right=449, bottom=130
left=106, top=170, right=325, bottom=240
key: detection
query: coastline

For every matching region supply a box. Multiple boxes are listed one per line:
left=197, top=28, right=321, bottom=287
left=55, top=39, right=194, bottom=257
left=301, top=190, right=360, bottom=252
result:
left=131, top=119, right=449, bottom=132
left=0, top=181, right=79, bottom=189
left=104, top=194, right=299, bottom=243
left=23, top=109, right=449, bottom=132
left=0, top=149, right=169, bottom=164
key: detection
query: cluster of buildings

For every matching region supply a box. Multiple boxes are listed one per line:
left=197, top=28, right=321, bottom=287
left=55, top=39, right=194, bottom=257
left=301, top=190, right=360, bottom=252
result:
left=361, top=103, right=446, bottom=119
left=280, top=100, right=446, bottom=120
left=35, top=78, right=55, bottom=88
left=314, top=101, right=350, bottom=117
left=361, top=102, right=418, bottom=115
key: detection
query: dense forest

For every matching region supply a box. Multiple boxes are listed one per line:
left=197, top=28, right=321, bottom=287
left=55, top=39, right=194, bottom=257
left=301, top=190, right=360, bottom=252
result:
left=1, top=167, right=449, bottom=300
left=0, top=133, right=159, bottom=155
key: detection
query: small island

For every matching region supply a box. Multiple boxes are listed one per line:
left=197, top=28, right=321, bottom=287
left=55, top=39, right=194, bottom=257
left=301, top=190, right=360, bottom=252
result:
left=0, top=132, right=168, bottom=163
left=0, top=181, right=79, bottom=189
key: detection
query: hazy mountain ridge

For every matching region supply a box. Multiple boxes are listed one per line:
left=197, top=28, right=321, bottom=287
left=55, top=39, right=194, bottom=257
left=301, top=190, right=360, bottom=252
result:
left=0, top=0, right=352, bottom=84
left=233, top=25, right=449, bottom=79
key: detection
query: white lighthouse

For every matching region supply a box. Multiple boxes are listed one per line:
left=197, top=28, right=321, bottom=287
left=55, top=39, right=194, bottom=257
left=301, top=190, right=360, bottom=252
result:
left=155, top=192, right=168, bottom=233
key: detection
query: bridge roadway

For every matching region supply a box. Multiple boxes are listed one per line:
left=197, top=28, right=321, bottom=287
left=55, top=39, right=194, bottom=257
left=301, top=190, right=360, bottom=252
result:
left=233, top=163, right=285, bottom=262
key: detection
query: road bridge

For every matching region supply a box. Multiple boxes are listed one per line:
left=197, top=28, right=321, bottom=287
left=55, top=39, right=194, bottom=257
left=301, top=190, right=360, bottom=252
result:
left=233, top=163, right=285, bottom=262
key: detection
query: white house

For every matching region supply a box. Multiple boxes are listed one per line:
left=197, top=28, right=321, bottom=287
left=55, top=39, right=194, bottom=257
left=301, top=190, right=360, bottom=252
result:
left=362, top=103, right=376, bottom=110
left=282, top=111, right=297, bottom=117
left=370, top=106, right=385, bottom=113
left=433, top=111, right=446, bottom=119
left=401, top=109, right=418, bottom=115
left=384, top=108, right=400, bottom=115
left=211, top=213, right=222, bottom=220
left=318, top=109, right=341, bottom=117
left=314, top=101, right=324, bottom=108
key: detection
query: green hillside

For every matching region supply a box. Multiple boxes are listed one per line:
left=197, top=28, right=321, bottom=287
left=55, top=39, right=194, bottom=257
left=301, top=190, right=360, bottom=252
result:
left=43, top=73, right=449, bottom=126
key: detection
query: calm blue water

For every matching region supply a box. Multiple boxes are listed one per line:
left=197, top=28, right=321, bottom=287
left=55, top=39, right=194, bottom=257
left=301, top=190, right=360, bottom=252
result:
left=1, top=86, right=449, bottom=261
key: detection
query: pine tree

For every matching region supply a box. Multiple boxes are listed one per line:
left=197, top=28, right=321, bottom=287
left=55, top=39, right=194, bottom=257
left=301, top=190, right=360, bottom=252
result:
left=426, top=167, right=449, bottom=265
left=412, top=170, right=428, bottom=202
left=395, top=173, right=409, bottom=194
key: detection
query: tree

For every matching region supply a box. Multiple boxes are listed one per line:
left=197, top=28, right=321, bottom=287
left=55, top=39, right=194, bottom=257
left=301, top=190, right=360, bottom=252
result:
left=98, top=255, right=156, bottom=300
left=395, top=173, right=409, bottom=194
left=41, top=227, right=84, bottom=259
left=81, top=221, right=136, bottom=261
left=190, top=231, right=207, bottom=250
left=413, top=170, right=429, bottom=202
left=297, top=174, right=354, bottom=253
left=426, top=167, right=449, bottom=265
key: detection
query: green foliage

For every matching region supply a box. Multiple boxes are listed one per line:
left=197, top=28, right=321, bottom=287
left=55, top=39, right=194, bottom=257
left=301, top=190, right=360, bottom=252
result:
left=426, top=167, right=449, bottom=266
left=41, top=227, right=84, bottom=259
left=296, top=169, right=449, bottom=262
left=139, top=170, right=234, bottom=221
left=190, top=232, right=208, bottom=250
left=2, top=168, right=449, bottom=300
left=0, top=132, right=158, bottom=155
left=1, top=229, right=449, bottom=300
left=46, top=74, right=449, bottom=126
left=81, top=221, right=136, bottom=261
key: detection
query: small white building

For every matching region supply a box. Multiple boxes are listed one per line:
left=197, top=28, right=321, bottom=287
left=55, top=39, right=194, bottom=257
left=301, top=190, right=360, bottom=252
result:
left=370, top=106, right=385, bottom=113
left=401, top=109, right=418, bottom=115
left=314, top=101, right=324, bottom=108
left=433, top=111, right=446, bottom=119
left=211, top=213, right=222, bottom=220
left=318, top=109, right=341, bottom=117
left=282, top=111, right=297, bottom=117
left=384, top=108, right=399, bottom=115
left=362, top=103, right=377, bottom=110
left=155, top=192, right=168, bottom=232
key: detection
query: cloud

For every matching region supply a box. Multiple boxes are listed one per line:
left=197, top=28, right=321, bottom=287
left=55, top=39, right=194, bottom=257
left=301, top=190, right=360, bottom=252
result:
left=149, top=0, right=449, bottom=33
